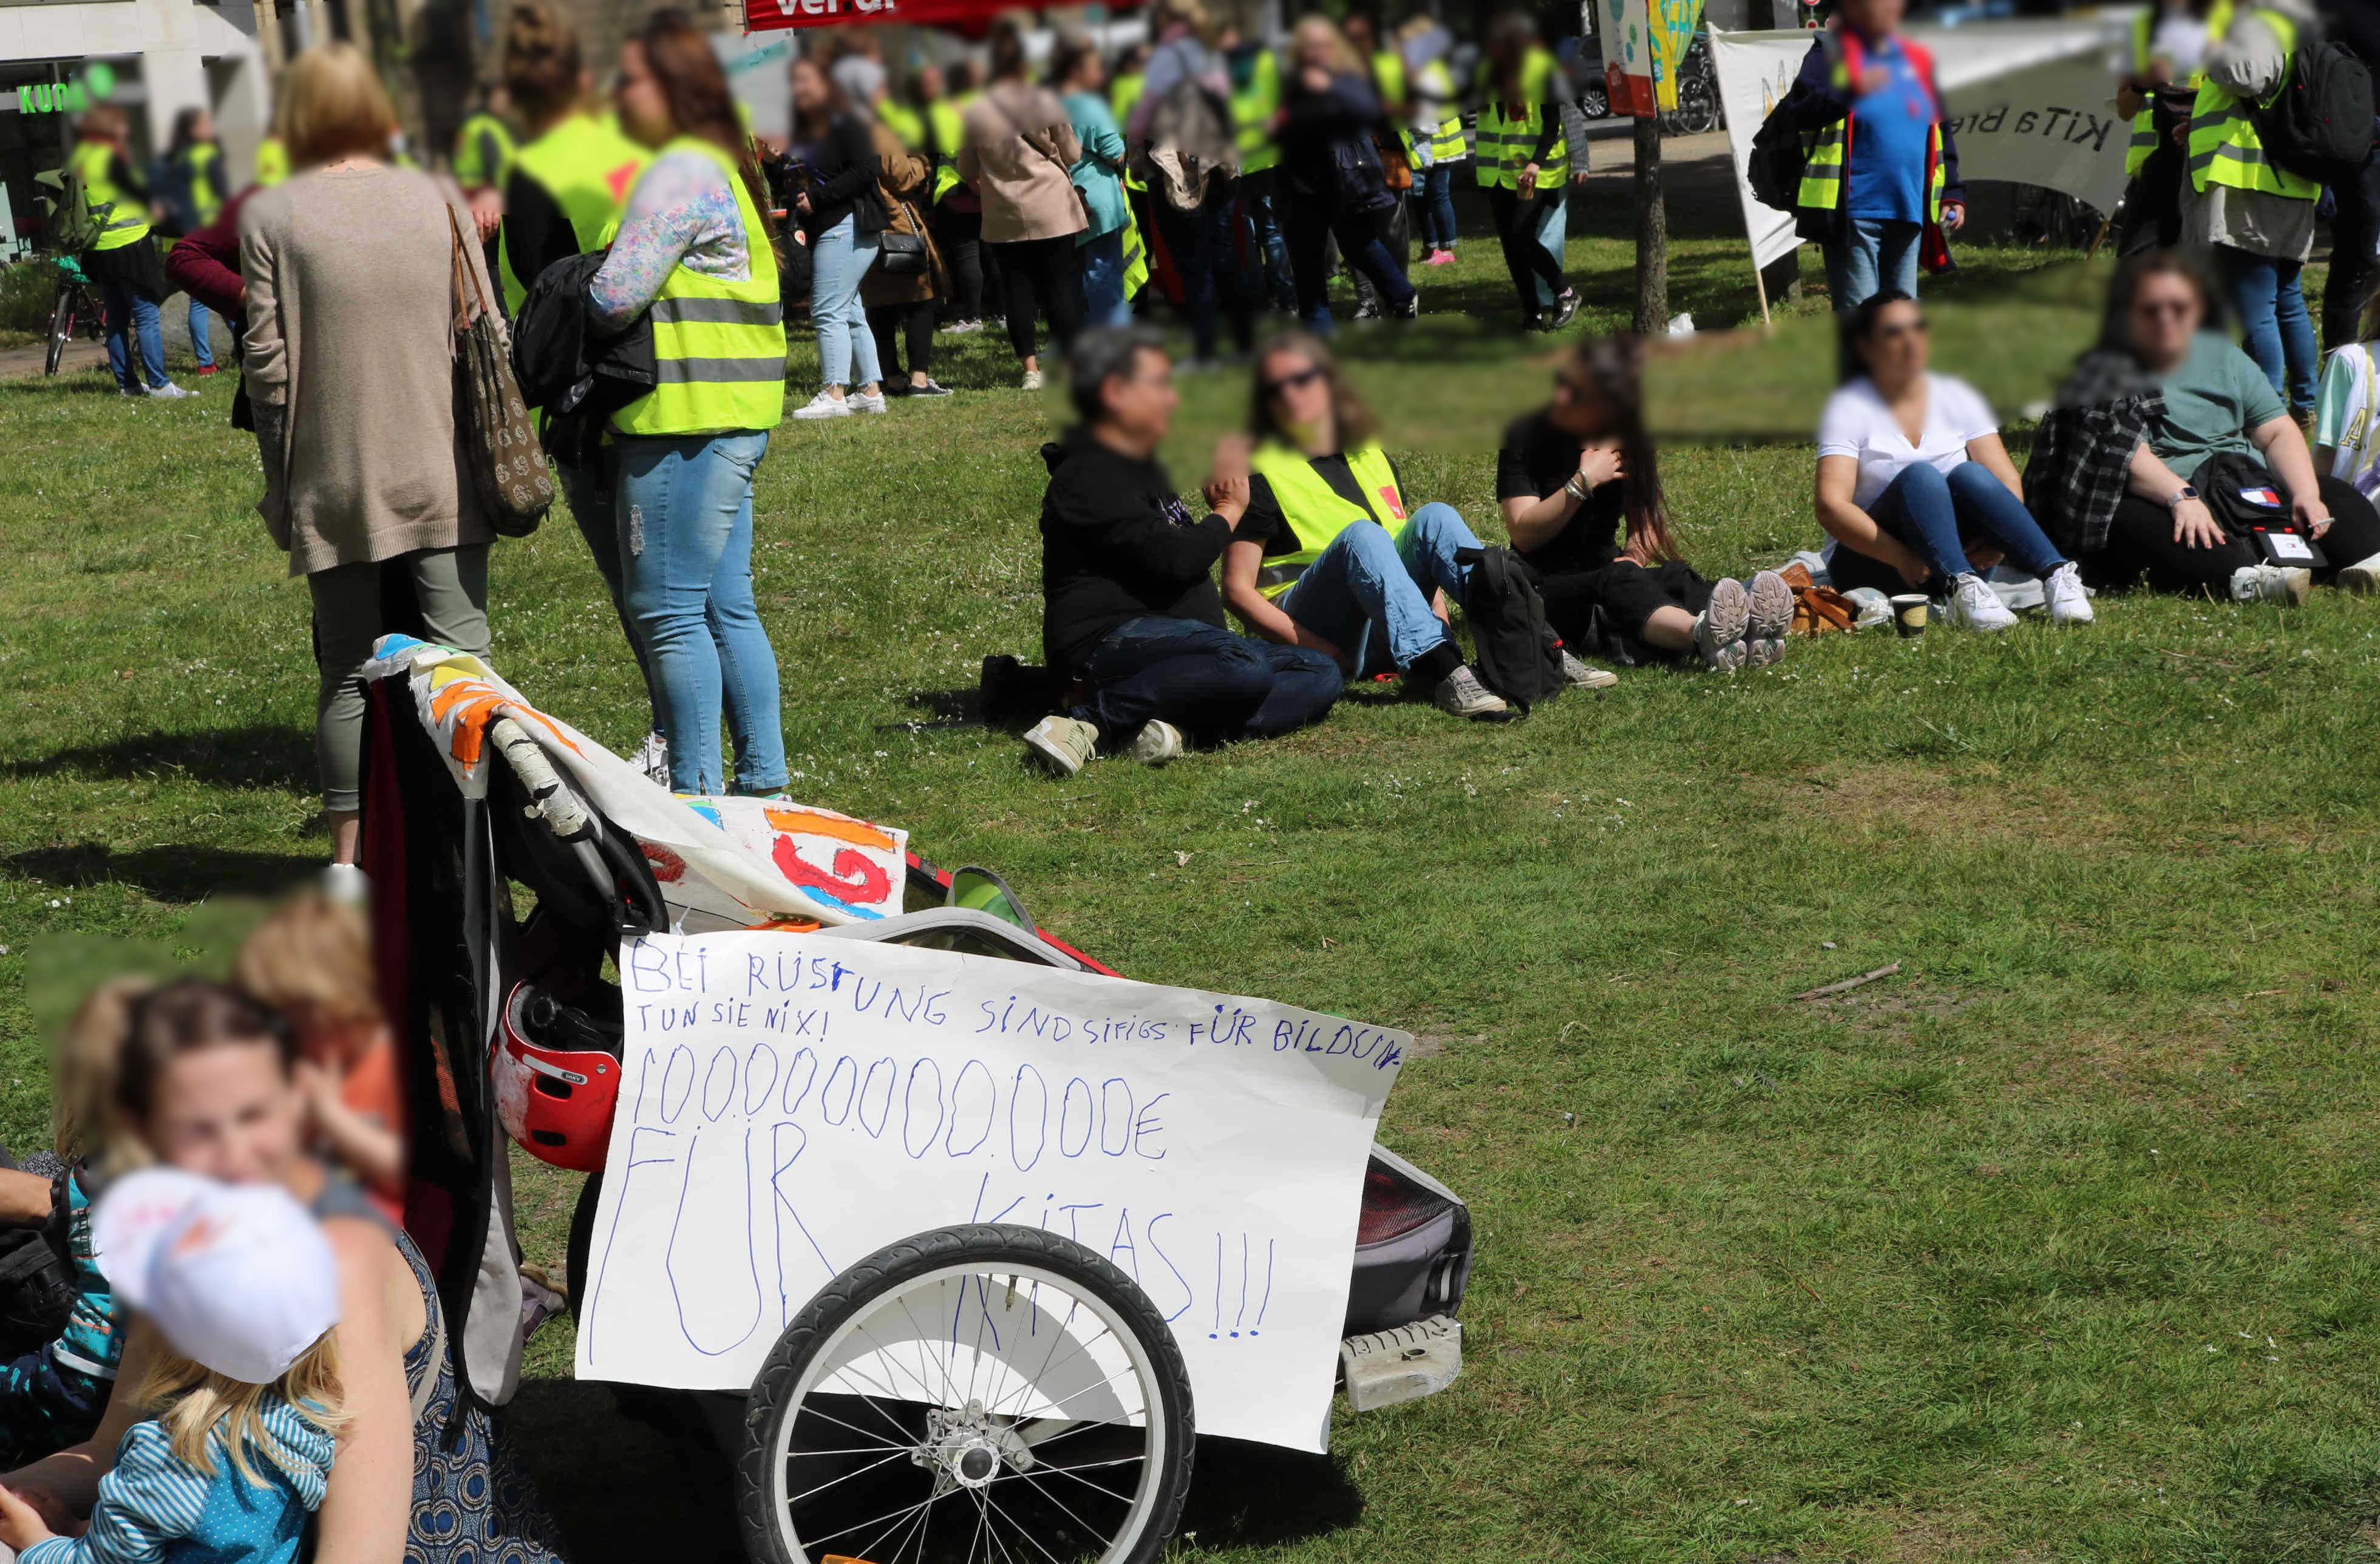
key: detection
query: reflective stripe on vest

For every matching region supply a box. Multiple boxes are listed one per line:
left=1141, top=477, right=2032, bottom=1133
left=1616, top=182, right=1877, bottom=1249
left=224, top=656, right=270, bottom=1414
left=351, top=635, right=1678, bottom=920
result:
left=454, top=112, right=518, bottom=189
left=1417, top=61, right=1466, bottom=162
left=1247, top=440, right=1408, bottom=597
left=1121, top=203, right=1149, bottom=299
left=2127, top=0, right=2236, bottom=175
left=72, top=141, right=149, bottom=249
left=500, top=112, right=650, bottom=314
left=1233, top=49, right=1282, bottom=175
left=611, top=137, right=785, bottom=437
left=1796, top=117, right=1947, bottom=223
left=2186, top=10, right=2316, bottom=199
left=182, top=143, right=223, bottom=225
left=1474, top=49, right=1568, bottom=189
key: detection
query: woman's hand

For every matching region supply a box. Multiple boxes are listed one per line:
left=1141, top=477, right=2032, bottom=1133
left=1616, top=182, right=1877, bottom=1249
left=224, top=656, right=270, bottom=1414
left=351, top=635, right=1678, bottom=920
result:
left=1895, top=554, right=1933, bottom=588
left=795, top=191, right=812, bottom=215
left=1299, top=65, right=1331, bottom=93
left=1517, top=162, right=1540, bottom=195
left=1576, top=440, right=1625, bottom=494
left=2292, top=492, right=2333, bottom=539
left=0, top=1483, right=60, bottom=1552
left=2172, top=495, right=2226, bottom=549
left=295, top=1056, right=345, bottom=1120
left=1203, top=471, right=1250, bottom=516
left=1304, top=628, right=1352, bottom=674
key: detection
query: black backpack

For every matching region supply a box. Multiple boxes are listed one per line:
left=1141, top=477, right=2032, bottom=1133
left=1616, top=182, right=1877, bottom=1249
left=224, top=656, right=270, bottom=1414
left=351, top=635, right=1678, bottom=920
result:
left=1749, top=95, right=1812, bottom=212
left=1457, top=546, right=1565, bottom=712
left=2256, top=40, right=2376, bottom=182
left=0, top=1155, right=75, bottom=1362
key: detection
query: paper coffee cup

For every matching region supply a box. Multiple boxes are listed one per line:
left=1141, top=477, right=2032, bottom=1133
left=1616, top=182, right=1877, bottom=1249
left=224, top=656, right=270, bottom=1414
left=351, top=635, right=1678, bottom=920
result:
left=1889, top=594, right=1928, bottom=636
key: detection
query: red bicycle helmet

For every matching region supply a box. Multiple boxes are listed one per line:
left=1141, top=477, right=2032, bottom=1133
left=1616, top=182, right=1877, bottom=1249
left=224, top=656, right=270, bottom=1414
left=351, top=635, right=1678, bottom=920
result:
left=495, top=981, right=624, bottom=1173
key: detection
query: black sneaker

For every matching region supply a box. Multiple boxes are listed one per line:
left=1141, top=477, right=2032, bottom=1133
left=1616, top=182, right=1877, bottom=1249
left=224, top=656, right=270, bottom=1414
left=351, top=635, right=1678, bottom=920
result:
left=882, top=380, right=913, bottom=397
left=1548, top=289, right=1581, bottom=330
left=1392, top=291, right=1420, bottom=321
left=909, top=379, right=954, bottom=397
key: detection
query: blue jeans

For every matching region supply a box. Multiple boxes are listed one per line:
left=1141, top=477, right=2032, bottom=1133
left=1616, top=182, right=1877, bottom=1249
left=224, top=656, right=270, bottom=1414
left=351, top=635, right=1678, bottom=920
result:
left=1240, top=172, right=1297, bottom=313
left=1418, top=162, right=1459, bottom=253
left=98, top=276, right=165, bottom=391
left=1072, top=616, right=1341, bottom=749
left=1155, top=188, right=1253, bottom=359
left=1824, top=216, right=1922, bottom=310
left=1077, top=227, right=1134, bottom=329
left=1861, top=461, right=2067, bottom=587
left=1531, top=195, right=1569, bottom=310
left=2217, top=245, right=2318, bottom=415
left=1276, top=501, right=1477, bottom=673
left=811, top=214, right=882, bottom=390
left=558, top=449, right=660, bottom=730
left=616, top=432, right=786, bottom=795
left=188, top=298, right=214, bottom=369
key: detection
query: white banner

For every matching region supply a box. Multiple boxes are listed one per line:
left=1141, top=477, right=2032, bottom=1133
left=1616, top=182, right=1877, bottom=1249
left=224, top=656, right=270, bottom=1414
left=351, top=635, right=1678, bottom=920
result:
left=1711, top=19, right=2133, bottom=282
left=574, top=931, right=1411, bottom=1452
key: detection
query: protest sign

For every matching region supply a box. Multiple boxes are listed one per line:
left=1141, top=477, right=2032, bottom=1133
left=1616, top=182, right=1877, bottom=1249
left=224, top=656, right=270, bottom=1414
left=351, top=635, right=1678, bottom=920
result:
left=1654, top=0, right=1710, bottom=111
left=574, top=931, right=1410, bottom=1452
left=1598, top=0, right=1661, bottom=117
left=1707, top=25, right=1812, bottom=273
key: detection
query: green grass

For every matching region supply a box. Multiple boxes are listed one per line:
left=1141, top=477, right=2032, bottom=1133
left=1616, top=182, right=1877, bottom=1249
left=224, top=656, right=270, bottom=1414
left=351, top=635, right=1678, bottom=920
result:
left=5, top=216, right=2378, bottom=1564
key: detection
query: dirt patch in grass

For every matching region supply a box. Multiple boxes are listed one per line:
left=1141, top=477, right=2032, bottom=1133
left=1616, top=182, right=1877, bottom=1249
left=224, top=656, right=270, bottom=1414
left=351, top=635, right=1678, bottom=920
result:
left=1784, top=764, right=2105, bottom=847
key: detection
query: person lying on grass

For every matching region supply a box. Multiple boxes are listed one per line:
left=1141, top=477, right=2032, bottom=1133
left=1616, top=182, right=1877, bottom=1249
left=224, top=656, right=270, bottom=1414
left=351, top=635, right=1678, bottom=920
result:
left=1498, top=334, right=1793, bottom=672
left=1219, top=330, right=1613, bottom=722
left=1026, top=325, right=1343, bottom=778
left=1815, top=290, right=2094, bottom=630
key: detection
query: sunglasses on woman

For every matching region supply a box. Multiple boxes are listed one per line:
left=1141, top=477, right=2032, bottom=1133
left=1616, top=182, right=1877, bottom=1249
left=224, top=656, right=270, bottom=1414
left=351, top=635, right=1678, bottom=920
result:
left=1264, top=365, right=1326, bottom=396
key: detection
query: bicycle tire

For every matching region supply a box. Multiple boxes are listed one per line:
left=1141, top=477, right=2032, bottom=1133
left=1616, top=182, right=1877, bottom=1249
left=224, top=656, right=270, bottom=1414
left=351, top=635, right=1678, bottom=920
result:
left=46, top=287, right=71, bottom=376
left=737, top=1222, right=1196, bottom=1564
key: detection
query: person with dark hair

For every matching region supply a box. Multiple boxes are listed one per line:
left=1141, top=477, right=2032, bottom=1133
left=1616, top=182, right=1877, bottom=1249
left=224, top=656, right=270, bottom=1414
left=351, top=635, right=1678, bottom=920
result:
left=163, top=108, right=225, bottom=376
left=2316, top=0, right=2379, bottom=354
left=1054, top=34, right=1136, bottom=330
left=787, top=52, right=887, bottom=419
left=1815, top=291, right=2089, bottom=628
left=593, top=10, right=790, bottom=796
left=2078, top=250, right=2380, bottom=599
left=914, top=63, right=988, bottom=336
left=71, top=107, right=191, bottom=399
left=1026, top=326, right=1341, bottom=775
left=1221, top=332, right=1586, bottom=720
left=862, top=95, right=952, bottom=398
left=962, top=12, right=1088, bottom=390
left=1276, top=15, right=1416, bottom=332
left=1475, top=12, right=1578, bottom=330
left=1500, top=337, right=1794, bottom=671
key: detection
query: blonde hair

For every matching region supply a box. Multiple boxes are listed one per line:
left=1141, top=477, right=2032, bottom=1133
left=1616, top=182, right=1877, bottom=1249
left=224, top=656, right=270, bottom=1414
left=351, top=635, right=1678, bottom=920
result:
left=280, top=42, right=399, bottom=169
left=1291, top=15, right=1362, bottom=78
left=233, top=891, right=382, bottom=1037
left=56, top=976, right=146, bottom=1160
left=139, top=1329, right=348, bottom=1489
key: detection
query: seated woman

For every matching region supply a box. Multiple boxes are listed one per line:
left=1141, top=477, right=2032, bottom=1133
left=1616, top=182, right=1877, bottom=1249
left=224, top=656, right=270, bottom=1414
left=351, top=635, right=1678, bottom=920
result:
left=1816, top=291, right=2093, bottom=629
left=1499, top=335, right=1794, bottom=671
left=1220, top=332, right=1607, bottom=721
left=2081, top=250, right=2380, bottom=602
left=2313, top=285, right=2380, bottom=586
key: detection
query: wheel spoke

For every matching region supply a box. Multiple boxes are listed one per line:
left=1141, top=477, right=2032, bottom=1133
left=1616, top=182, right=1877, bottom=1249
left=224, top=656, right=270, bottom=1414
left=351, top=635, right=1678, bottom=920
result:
left=785, top=1396, right=918, bottom=1457
left=783, top=1446, right=916, bottom=1507
left=804, top=1491, right=937, bottom=1553
left=998, top=1358, right=1149, bottom=1428
left=1004, top=1458, right=1140, bottom=1508
left=981, top=1486, right=1073, bottom=1564
left=897, top=1292, right=966, bottom=1408
left=849, top=1314, right=961, bottom=1407
left=988, top=1318, right=1120, bottom=1421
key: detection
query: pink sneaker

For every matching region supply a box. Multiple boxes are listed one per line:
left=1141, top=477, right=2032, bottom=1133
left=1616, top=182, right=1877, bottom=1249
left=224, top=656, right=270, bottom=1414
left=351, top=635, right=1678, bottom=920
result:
left=1424, top=249, right=1457, bottom=266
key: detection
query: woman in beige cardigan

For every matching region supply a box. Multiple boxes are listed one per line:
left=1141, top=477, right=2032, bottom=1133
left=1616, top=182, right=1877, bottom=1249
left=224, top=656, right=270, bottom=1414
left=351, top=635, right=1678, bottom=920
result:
left=240, top=42, right=501, bottom=892
left=959, top=12, right=1086, bottom=390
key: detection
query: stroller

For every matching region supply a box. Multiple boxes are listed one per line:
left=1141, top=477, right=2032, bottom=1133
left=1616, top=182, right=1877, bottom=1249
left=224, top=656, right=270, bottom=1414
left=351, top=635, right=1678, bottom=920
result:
left=359, top=639, right=1472, bottom=1564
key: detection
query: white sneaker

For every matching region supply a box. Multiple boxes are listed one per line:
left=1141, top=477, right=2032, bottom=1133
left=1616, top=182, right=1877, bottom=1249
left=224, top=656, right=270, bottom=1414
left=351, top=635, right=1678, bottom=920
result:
left=943, top=318, right=985, bottom=335
left=1943, top=573, right=2019, bottom=632
left=792, top=390, right=852, bottom=420
left=628, top=729, right=670, bottom=787
left=1744, top=568, right=1793, bottom=668
left=1692, top=577, right=1751, bottom=671
left=1558, top=650, right=1617, bottom=689
left=1024, top=715, right=1098, bottom=777
left=322, top=862, right=369, bottom=905
left=2230, top=563, right=2311, bottom=605
left=1126, top=719, right=1185, bottom=764
left=2042, top=560, right=2095, bottom=624
left=146, top=381, right=197, bottom=400
left=1021, top=369, right=1044, bottom=392
left=2335, top=551, right=2380, bottom=594
left=851, top=390, right=888, bottom=415
left=1430, top=664, right=1509, bottom=719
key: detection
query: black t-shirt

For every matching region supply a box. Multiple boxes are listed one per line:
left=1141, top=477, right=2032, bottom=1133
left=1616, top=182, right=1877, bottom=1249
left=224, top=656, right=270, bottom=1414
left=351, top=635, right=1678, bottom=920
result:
left=1495, top=410, right=1630, bottom=575
left=1231, top=450, right=1409, bottom=556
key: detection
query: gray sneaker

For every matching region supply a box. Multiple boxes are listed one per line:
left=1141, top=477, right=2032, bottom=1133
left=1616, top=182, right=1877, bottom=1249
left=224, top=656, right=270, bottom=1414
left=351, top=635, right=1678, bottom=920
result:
left=1693, top=577, right=1752, bottom=671
left=146, top=381, right=197, bottom=401
left=1558, top=650, right=1617, bottom=689
left=628, top=729, right=670, bottom=788
left=1025, top=715, right=1099, bottom=776
left=1431, top=664, right=1509, bottom=719
left=2229, top=563, right=2311, bottom=605
left=1126, top=719, right=1185, bottom=764
left=1744, top=568, right=1793, bottom=668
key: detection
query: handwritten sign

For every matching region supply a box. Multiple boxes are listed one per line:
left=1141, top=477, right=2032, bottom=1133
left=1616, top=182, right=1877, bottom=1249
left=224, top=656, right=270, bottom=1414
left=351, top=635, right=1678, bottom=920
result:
left=574, top=931, right=1409, bottom=1452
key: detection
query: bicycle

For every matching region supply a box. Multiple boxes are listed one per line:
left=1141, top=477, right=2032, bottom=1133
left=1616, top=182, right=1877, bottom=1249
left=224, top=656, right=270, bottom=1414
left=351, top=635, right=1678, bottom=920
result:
left=1659, top=37, right=1724, bottom=137
left=45, top=253, right=101, bottom=376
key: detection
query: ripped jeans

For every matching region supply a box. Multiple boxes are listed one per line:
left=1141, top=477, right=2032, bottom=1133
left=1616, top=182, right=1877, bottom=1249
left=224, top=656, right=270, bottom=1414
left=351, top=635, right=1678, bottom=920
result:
left=615, top=431, right=787, bottom=796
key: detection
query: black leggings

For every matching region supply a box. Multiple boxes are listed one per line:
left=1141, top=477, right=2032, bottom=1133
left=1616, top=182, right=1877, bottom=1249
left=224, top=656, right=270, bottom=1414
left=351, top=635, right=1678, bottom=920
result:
left=868, top=301, right=934, bottom=383
left=1532, top=557, right=1716, bottom=660
left=2079, top=474, right=2380, bottom=596
left=987, top=234, right=1081, bottom=362
left=933, top=205, right=985, bottom=322
left=1486, top=185, right=1566, bottom=318
left=1283, top=203, right=1405, bottom=325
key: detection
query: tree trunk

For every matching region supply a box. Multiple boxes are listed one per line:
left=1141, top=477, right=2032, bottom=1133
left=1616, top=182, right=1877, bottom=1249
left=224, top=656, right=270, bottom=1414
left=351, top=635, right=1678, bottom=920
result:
left=1632, top=115, right=1667, bottom=335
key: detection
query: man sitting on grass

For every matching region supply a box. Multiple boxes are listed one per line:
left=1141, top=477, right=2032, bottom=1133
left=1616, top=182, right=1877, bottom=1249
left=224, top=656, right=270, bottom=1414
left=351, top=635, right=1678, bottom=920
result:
left=1027, top=326, right=1344, bottom=777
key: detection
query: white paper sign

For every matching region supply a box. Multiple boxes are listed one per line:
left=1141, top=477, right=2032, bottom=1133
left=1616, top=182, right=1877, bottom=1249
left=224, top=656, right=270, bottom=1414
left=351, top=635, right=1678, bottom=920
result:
left=574, top=931, right=1410, bottom=1452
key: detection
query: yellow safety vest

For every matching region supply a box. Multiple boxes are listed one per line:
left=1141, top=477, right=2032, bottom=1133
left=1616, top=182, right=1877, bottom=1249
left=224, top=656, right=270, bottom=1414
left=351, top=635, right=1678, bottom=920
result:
left=2126, top=0, right=2234, bottom=177
left=928, top=98, right=967, bottom=202
left=454, top=111, right=518, bottom=189
left=1474, top=49, right=1568, bottom=189
left=1794, top=39, right=1948, bottom=226
left=1111, top=71, right=1146, bottom=126
left=1121, top=203, right=1149, bottom=299
left=881, top=101, right=925, bottom=151
left=255, top=135, right=288, bottom=188
left=1373, top=49, right=1415, bottom=158
left=500, top=110, right=651, bottom=314
left=611, top=137, right=786, bottom=438
left=1232, top=49, right=1281, bottom=175
left=2187, top=8, right=2318, bottom=199
left=70, top=140, right=149, bottom=250
left=1248, top=440, right=1408, bottom=597
left=1419, top=60, right=1466, bottom=163
left=180, top=142, right=223, bottom=226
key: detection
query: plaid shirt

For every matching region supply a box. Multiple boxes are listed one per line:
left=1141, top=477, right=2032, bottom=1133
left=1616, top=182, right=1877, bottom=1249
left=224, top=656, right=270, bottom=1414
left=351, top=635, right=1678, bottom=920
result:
left=2024, top=350, right=2165, bottom=557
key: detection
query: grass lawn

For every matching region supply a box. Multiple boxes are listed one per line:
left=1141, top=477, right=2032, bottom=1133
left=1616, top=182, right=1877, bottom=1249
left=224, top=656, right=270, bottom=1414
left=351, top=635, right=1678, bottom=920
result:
left=5, top=205, right=2379, bottom=1564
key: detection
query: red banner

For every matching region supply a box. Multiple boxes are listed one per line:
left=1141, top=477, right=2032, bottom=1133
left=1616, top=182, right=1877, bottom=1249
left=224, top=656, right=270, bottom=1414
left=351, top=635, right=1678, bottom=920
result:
left=744, top=0, right=1047, bottom=31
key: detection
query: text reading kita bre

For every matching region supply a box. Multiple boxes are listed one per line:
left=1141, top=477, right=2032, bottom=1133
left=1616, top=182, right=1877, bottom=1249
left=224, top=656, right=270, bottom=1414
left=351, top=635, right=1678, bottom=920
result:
left=621, top=939, right=1407, bottom=1069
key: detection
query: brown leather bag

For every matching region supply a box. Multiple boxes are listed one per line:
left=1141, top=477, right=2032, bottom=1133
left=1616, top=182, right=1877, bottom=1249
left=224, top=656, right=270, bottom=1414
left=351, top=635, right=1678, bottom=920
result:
left=1780, top=560, right=1858, bottom=635
left=447, top=206, right=551, bottom=537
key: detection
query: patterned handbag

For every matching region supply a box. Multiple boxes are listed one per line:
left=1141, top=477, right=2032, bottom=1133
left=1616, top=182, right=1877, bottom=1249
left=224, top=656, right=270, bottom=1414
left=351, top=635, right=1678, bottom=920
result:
left=447, top=205, right=552, bottom=538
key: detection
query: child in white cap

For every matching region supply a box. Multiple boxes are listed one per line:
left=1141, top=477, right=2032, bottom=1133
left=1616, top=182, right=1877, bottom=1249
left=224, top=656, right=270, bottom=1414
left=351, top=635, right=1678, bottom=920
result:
left=0, top=1169, right=344, bottom=1564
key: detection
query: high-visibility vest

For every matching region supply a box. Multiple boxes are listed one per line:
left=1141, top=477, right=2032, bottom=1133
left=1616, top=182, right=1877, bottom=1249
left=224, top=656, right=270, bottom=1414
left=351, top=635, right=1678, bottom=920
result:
left=499, top=110, right=651, bottom=315
left=1419, top=59, right=1466, bottom=163
left=255, top=135, right=288, bottom=188
left=2126, top=0, right=2234, bottom=177
left=1232, top=48, right=1281, bottom=175
left=610, top=137, right=786, bottom=438
left=2186, top=8, right=2317, bottom=200
left=454, top=111, right=518, bottom=189
left=178, top=142, right=223, bottom=226
left=881, top=101, right=925, bottom=151
left=1794, top=36, right=1948, bottom=226
left=1474, top=49, right=1568, bottom=189
left=1110, top=71, right=1146, bottom=127
left=1121, top=202, right=1149, bottom=299
left=1372, top=49, right=1415, bottom=158
left=1248, top=439, right=1409, bottom=597
left=70, top=140, right=149, bottom=250
left=927, top=98, right=967, bottom=202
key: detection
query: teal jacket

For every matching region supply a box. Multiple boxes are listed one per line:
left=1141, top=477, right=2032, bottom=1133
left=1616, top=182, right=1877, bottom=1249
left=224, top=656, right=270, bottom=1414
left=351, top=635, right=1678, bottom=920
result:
left=1062, top=90, right=1129, bottom=242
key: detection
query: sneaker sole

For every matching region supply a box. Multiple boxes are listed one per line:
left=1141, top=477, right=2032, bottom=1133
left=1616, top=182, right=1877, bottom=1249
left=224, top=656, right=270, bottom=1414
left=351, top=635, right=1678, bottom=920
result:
left=1024, top=724, right=1089, bottom=777
left=1746, top=570, right=1793, bottom=642
left=2334, top=566, right=2378, bottom=596
left=1699, top=577, right=1750, bottom=665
